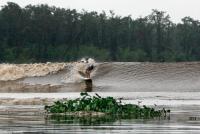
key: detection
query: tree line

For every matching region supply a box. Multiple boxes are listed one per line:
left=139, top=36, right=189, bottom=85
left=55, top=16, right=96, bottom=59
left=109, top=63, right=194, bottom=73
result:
left=0, top=2, right=200, bottom=63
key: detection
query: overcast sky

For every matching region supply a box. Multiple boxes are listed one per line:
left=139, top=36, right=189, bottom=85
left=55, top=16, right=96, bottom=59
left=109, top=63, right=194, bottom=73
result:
left=0, top=0, right=199, bottom=23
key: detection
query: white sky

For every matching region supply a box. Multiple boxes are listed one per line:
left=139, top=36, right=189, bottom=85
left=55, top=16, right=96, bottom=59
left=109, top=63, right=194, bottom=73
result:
left=0, top=0, right=199, bottom=23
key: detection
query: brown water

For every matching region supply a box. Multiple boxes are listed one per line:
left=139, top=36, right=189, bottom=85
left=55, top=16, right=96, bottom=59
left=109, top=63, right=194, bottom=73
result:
left=0, top=104, right=200, bottom=134
left=1, top=62, right=200, bottom=133
left=1, top=62, right=200, bottom=92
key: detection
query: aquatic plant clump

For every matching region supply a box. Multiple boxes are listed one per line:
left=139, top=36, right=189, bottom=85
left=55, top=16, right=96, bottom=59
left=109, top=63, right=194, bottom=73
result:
left=45, top=92, right=170, bottom=118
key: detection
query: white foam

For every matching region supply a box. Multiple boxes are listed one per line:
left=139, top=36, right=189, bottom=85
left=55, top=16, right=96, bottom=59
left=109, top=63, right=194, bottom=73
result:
left=0, top=63, right=67, bottom=81
left=0, top=58, right=96, bottom=82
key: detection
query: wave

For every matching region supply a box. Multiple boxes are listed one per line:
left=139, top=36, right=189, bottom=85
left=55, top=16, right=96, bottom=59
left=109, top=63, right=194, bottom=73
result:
left=1, top=61, right=200, bottom=92
left=94, top=62, right=200, bottom=92
left=0, top=62, right=67, bottom=81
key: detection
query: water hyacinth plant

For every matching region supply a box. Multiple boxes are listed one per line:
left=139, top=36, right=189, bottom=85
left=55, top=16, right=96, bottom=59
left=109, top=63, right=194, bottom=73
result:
left=45, top=92, right=170, bottom=118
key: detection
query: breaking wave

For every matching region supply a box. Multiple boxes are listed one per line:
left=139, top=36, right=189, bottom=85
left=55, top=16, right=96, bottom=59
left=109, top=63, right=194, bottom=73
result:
left=1, top=60, right=200, bottom=92
left=0, top=62, right=67, bottom=81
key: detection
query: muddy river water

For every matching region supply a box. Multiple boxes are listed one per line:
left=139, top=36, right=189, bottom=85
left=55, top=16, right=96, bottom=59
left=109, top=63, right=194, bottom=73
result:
left=1, top=62, right=200, bottom=133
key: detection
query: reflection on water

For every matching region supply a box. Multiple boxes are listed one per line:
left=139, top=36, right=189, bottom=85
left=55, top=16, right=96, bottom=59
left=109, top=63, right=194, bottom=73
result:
left=0, top=105, right=200, bottom=133
left=48, top=114, right=169, bottom=126
left=48, top=114, right=120, bottom=125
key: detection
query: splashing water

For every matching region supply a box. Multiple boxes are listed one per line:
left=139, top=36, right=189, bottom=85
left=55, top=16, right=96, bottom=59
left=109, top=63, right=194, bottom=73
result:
left=0, top=62, right=67, bottom=81
left=63, top=58, right=96, bottom=83
left=1, top=60, right=200, bottom=93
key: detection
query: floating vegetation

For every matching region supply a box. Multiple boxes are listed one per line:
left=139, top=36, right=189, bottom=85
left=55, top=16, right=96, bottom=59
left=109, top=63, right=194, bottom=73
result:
left=45, top=92, right=170, bottom=118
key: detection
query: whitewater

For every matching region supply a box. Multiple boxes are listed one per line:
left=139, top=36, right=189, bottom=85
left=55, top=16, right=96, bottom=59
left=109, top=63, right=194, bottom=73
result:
left=1, top=60, right=200, bottom=133
left=1, top=61, right=200, bottom=92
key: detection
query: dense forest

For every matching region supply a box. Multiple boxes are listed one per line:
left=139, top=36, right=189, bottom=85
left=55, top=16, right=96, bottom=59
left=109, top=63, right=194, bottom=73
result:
left=0, top=2, right=200, bottom=63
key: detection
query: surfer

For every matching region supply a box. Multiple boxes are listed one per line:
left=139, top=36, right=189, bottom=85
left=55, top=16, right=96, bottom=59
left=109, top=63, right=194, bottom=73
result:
left=85, top=64, right=94, bottom=78
left=78, top=58, right=95, bottom=79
